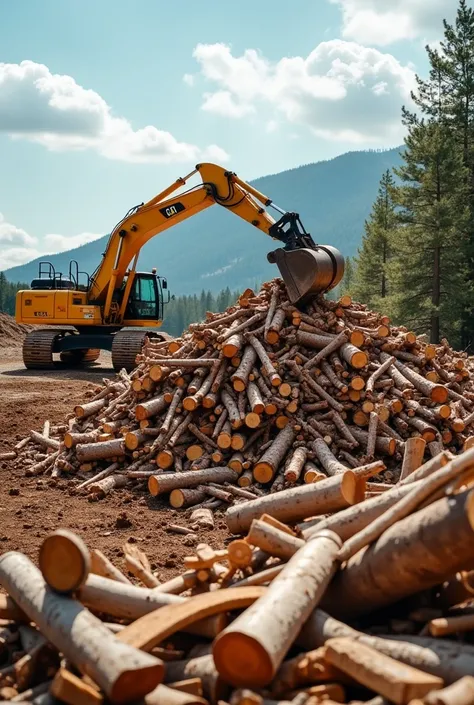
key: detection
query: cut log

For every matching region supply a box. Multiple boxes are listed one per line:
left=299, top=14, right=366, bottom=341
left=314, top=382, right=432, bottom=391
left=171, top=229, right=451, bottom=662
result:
left=284, top=447, right=307, bottom=484
left=164, top=654, right=227, bottom=704
left=322, top=488, right=474, bottom=619
left=145, top=684, right=208, bottom=705
left=400, top=438, right=427, bottom=481
left=312, top=439, right=349, bottom=477
left=300, top=609, right=474, bottom=684
left=272, top=647, right=343, bottom=696
left=74, top=399, right=106, bottom=419
left=0, top=552, right=163, bottom=703
left=170, top=489, right=207, bottom=509
left=266, top=309, right=286, bottom=345
left=247, top=383, right=265, bottom=414
left=338, top=445, right=474, bottom=563
left=246, top=520, right=304, bottom=561
left=213, top=530, right=342, bottom=687
left=226, top=471, right=359, bottom=534
left=253, top=424, right=296, bottom=483
left=231, top=347, right=258, bottom=392
left=421, top=677, right=474, bottom=705
left=303, top=332, right=348, bottom=370
left=76, top=440, right=125, bottom=463
left=392, top=358, right=449, bottom=403
left=117, top=586, right=266, bottom=651
left=302, top=480, right=421, bottom=541
left=149, top=467, right=237, bottom=496
left=366, top=356, right=395, bottom=394
left=78, top=573, right=222, bottom=638
left=123, top=543, right=159, bottom=588
left=248, top=335, right=282, bottom=387
left=338, top=343, right=368, bottom=369
left=221, top=389, right=242, bottom=430
left=324, top=637, right=442, bottom=705
left=39, top=529, right=90, bottom=594
left=89, top=549, right=131, bottom=585
left=89, top=475, right=128, bottom=498
left=50, top=667, right=103, bottom=705
left=135, top=395, right=168, bottom=421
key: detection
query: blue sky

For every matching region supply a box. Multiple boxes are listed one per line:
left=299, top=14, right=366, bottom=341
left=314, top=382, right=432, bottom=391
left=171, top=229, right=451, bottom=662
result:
left=0, top=0, right=460, bottom=269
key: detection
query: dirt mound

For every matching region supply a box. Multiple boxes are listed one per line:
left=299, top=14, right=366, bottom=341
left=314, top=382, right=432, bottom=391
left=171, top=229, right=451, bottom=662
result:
left=0, top=312, right=32, bottom=348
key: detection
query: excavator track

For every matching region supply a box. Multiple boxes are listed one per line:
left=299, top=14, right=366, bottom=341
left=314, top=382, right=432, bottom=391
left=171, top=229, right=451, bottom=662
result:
left=111, top=330, right=151, bottom=372
left=23, top=329, right=62, bottom=369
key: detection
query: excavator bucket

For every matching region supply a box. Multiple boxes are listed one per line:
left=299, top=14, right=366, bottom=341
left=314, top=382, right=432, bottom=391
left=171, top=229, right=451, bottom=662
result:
left=268, top=246, right=345, bottom=305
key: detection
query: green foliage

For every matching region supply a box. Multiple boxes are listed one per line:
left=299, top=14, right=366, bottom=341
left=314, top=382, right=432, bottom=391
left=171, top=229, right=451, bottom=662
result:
left=355, top=1, right=474, bottom=349
left=352, top=170, right=397, bottom=309
left=0, top=273, right=27, bottom=315
left=162, top=287, right=241, bottom=336
left=333, top=257, right=356, bottom=300
left=387, top=120, right=470, bottom=346
left=404, top=0, right=474, bottom=347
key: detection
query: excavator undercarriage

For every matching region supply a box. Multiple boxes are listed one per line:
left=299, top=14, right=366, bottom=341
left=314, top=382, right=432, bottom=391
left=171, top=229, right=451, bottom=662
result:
left=22, top=328, right=170, bottom=372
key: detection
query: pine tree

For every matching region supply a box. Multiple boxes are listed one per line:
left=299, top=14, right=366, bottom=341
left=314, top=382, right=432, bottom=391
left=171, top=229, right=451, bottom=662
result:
left=387, top=119, right=470, bottom=345
left=352, top=170, right=397, bottom=309
left=408, top=0, right=474, bottom=346
left=340, top=257, right=355, bottom=296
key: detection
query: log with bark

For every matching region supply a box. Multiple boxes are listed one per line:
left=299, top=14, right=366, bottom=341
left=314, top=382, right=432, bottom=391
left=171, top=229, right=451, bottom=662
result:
left=9, top=278, right=474, bottom=510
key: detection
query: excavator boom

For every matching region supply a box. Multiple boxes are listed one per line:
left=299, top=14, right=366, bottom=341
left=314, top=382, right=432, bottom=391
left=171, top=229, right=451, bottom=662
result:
left=15, top=161, right=344, bottom=371
left=89, top=163, right=344, bottom=315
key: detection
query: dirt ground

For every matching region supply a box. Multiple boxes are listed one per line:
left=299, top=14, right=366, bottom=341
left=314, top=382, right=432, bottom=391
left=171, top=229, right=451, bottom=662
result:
left=0, top=349, right=231, bottom=581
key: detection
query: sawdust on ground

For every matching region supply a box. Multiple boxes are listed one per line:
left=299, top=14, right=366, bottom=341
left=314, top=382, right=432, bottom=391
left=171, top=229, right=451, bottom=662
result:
left=0, top=348, right=230, bottom=580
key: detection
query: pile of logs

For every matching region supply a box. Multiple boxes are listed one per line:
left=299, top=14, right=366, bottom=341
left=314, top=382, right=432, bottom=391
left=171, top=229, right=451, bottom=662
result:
left=2, top=445, right=474, bottom=705
left=5, top=279, right=474, bottom=509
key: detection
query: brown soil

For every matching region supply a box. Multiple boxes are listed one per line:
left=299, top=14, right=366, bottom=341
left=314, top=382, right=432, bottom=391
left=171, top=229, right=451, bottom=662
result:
left=0, top=349, right=230, bottom=581
left=0, top=313, right=33, bottom=350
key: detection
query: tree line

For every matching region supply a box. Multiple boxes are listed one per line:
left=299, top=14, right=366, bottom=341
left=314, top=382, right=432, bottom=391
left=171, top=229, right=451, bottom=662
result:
left=0, top=272, right=28, bottom=316
left=340, top=0, right=474, bottom=350
left=162, top=287, right=242, bottom=336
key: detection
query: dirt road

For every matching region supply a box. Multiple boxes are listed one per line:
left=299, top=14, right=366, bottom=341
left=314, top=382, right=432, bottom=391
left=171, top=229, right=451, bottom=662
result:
left=0, top=350, right=229, bottom=579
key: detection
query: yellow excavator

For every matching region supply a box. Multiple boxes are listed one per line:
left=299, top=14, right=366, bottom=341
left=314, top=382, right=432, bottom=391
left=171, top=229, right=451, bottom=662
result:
left=15, top=162, right=344, bottom=371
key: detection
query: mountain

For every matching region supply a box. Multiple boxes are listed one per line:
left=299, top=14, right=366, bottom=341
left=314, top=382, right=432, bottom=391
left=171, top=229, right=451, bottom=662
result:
left=4, top=147, right=403, bottom=295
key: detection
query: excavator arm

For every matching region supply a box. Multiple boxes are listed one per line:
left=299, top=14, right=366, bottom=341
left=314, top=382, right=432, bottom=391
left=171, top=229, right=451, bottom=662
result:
left=88, top=163, right=343, bottom=321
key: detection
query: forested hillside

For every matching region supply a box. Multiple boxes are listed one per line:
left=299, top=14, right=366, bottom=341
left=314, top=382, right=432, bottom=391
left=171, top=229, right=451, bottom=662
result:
left=3, top=148, right=403, bottom=296
left=345, top=0, right=474, bottom=350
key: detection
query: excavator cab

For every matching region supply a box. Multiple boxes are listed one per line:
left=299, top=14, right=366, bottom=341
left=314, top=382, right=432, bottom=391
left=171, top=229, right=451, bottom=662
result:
left=122, top=272, right=170, bottom=323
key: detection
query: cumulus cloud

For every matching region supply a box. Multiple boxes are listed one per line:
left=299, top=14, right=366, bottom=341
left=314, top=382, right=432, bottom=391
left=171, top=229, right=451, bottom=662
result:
left=0, top=60, right=229, bottom=163
left=201, top=91, right=255, bottom=118
left=192, top=40, right=415, bottom=144
left=0, top=212, right=103, bottom=270
left=330, top=0, right=456, bottom=45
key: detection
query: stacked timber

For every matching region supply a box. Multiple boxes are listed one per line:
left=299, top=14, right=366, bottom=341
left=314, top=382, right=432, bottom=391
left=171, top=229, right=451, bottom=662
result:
left=5, top=279, right=474, bottom=508
left=2, top=447, right=474, bottom=704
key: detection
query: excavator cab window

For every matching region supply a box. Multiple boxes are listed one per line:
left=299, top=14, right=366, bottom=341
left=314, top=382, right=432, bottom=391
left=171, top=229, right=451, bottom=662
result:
left=125, top=273, right=160, bottom=320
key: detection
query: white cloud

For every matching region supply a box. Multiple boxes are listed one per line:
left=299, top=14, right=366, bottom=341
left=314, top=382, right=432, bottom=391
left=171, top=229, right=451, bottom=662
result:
left=183, top=73, right=195, bottom=86
left=192, top=40, right=416, bottom=144
left=0, top=212, right=103, bottom=270
left=266, top=120, right=279, bottom=133
left=201, top=90, right=255, bottom=118
left=330, top=0, right=456, bottom=45
left=0, top=60, right=229, bottom=163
